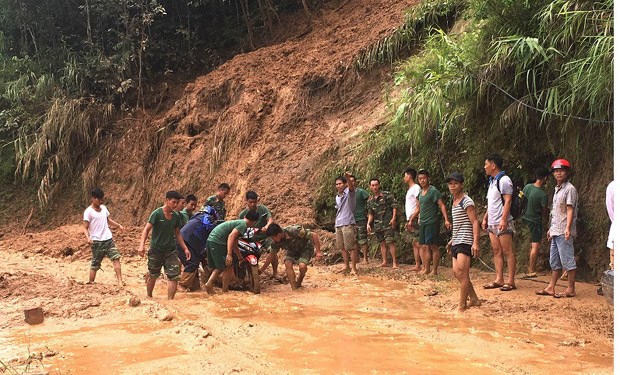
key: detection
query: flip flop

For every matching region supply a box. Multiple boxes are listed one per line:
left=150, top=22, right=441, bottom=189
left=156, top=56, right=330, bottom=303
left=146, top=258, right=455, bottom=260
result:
left=523, top=273, right=537, bottom=278
left=500, top=284, right=516, bottom=291
left=535, top=289, right=554, bottom=296
left=483, top=282, right=503, bottom=289
left=554, top=293, right=576, bottom=298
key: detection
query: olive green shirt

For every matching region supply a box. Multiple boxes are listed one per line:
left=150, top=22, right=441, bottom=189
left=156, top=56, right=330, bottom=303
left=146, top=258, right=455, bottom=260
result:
left=523, top=183, right=547, bottom=224
left=367, top=191, right=398, bottom=231
left=207, top=219, right=248, bottom=246
left=355, top=188, right=370, bottom=222
left=148, top=208, right=183, bottom=252
left=239, top=204, right=271, bottom=241
left=418, top=186, right=441, bottom=225
left=271, top=225, right=314, bottom=257
left=180, top=208, right=190, bottom=225
left=204, top=195, right=226, bottom=220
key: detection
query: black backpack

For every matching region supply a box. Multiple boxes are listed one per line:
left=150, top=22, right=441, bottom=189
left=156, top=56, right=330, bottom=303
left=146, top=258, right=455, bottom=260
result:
left=495, top=173, right=524, bottom=219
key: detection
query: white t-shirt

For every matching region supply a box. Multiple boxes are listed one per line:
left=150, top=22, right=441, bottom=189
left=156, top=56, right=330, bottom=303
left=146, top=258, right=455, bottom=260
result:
left=83, top=205, right=113, bottom=241
left=486, top=174, right=513, bottom=225
left=405, top=184, right=421, bottom=220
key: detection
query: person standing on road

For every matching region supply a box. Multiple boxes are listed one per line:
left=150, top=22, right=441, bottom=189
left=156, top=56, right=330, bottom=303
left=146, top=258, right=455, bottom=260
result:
left=410, top=170, right=451, bottom=275
left=522, top=167, right=550, bottom=278
left=352, top=175, right=371, bottom=264
left=404, top=168, right=422, bottom=271
left=266, top=223, right=322, bottom=289
left=139, top=191, right=191, bottom=300
left=445, top=172, right=481, bottom=311
left=82, top=187, right=125, bottom=287
left=205, top=211, right=259, bottom=294
left=536, top=159, right=578, bottom=298
left=482, top=154, right=517, bottom=292
left=606, top=180, right=615, bottom=270
left=367, top=178, right=399, bottom=268
left=335, top=172, right=358, bottom=275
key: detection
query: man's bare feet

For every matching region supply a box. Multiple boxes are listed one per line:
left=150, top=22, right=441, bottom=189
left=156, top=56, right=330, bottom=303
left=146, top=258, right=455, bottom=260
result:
left=458, top=305, right=468, bottom=312
left=337, top=267, right=351, bottom=275
left=412, top=266, right=421, bottom=272
left=467, top=299, right=481, bottom=307
left=363, top=258, right=369, bottom=265
left=392, top=264, right=398, bottom=269
left=205, top=285, right=215, bottom=295
left=379, top=263, right=389, bottom=268
left=351, top=269, right=358, bottom=276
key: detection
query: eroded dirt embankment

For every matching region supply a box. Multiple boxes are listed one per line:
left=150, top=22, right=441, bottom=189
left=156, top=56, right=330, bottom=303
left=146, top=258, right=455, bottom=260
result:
left=81, top=0, right=415, bottom=227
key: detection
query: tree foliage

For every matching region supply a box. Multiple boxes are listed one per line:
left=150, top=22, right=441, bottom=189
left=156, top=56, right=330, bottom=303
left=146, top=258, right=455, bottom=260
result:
left=318, top=0, right=613, bottom=276
left=0, top=0, right=309, bottom=203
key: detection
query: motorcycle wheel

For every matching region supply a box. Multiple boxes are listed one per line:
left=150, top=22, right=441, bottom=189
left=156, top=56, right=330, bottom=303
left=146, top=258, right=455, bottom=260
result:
left=246, top=263, right=260, bottom=294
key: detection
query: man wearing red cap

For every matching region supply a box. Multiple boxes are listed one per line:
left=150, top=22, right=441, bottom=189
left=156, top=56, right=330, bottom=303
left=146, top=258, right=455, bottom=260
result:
left=536, top=159, right=578, bottom=298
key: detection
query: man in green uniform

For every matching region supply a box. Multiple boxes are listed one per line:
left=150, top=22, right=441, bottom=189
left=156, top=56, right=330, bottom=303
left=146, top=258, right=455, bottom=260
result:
left=266, top=224, right=322, bottom=289
left=138, top=191, right=191, bottom=299
left=352, top=176, right=370, bottom=264
left=237, top=191, right=277, bottom=276
left=522, top=167, right=550, bottom=278
left=410, top=170, right=451, bottom=275
left=367, top=178, right=399, bottom=268
left=203, top=183, right=230, bottom=220
left=205, top=210, right=259, bottom=294
left=180, top=194, right=198, bottom=224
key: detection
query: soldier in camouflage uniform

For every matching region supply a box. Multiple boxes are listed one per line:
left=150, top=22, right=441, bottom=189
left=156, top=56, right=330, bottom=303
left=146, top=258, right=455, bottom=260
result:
left=367, top=178, right=399, bottom=268
left=266, top=223, right=322, bottom=289
left=203, top=183, right=230, bottom=220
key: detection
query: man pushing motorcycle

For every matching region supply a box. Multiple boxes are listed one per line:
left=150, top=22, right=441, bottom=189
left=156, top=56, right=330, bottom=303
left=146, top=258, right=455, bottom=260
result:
left=265, top=223, right=322, bottom=290
left=205, top=210, right=260, bottom=294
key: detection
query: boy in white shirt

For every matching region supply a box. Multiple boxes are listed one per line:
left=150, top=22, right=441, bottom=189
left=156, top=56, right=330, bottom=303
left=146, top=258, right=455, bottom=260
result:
left=82, top=187, right=124, bottom=286
left=404, top=168, right=422, bottom=271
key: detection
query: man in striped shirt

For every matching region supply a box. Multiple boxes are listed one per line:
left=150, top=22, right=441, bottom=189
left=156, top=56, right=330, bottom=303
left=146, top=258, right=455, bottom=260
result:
left=446, top=172, right=481, bottom=311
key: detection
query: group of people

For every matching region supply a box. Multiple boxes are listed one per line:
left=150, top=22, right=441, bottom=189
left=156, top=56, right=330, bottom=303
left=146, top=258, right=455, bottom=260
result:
left=83, top=183, right=323, bottom=299
left=333, top=154, right=585, bottom=311
left=82, top=152, right=610, bottom=311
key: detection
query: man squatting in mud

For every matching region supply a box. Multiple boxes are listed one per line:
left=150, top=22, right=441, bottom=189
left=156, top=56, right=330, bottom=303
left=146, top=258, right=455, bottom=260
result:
left=265, top=223, right=322, bottom=289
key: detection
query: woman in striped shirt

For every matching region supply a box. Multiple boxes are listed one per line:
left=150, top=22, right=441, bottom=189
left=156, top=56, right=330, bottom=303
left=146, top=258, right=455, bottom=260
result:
left=446, top=172, right=481, bottom=311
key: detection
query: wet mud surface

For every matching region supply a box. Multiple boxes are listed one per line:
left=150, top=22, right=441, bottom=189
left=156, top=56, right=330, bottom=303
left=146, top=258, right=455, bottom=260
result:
left=0, top=246, right=613, bottom=374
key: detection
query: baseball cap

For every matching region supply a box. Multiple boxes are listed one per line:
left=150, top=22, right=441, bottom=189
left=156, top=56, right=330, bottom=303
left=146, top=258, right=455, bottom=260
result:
left=445, top=172, right=464, bottom=183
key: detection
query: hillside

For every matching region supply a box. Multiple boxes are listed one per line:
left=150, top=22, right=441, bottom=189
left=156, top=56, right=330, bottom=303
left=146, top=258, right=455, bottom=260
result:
left=87, top=0, right=415, bottom=226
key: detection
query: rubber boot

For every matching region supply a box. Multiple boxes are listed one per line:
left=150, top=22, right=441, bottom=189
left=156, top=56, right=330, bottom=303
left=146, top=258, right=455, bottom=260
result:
left=178, top=271, right=196, bottom=291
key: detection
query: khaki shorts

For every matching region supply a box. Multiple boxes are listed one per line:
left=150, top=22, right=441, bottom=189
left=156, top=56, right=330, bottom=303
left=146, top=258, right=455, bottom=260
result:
left=336, top=224, right=356, bottom=251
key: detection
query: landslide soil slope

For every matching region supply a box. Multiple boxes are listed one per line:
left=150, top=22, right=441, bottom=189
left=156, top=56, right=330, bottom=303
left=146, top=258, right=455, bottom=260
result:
left=96, top=0, right=413, bottom=226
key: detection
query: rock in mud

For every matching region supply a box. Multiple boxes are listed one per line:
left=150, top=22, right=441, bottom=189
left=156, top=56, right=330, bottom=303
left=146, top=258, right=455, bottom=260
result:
left=128, top=296, right=141, bottom=307
left=155, top=308, right=173, bottom=321
left=24, top=306, right=44, bottom=325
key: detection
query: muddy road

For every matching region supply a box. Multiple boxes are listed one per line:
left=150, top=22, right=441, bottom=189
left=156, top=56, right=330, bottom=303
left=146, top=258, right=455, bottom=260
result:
left=0, top=241, right=613, bottom=374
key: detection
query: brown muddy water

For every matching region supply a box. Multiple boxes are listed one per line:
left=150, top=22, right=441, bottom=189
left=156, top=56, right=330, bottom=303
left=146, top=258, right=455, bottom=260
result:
left=1, top=272, right=612, bottom=374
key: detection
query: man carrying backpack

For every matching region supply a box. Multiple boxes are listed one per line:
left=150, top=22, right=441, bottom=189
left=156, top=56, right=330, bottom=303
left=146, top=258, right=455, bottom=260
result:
left=482, top=154, right=517, bottom=292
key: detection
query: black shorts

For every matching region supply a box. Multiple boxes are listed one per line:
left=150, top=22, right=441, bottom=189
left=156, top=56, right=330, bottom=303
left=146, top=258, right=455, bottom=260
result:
left=451, top=243, right=472, bottom=258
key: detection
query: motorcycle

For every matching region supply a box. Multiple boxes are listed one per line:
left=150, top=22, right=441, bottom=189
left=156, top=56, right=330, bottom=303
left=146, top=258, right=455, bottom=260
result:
left=233, top=227, right=263, bottom=294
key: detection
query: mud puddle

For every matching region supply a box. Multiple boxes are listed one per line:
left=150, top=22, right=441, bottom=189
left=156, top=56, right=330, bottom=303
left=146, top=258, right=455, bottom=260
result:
left=192, top=274, right=611, bottom=374
left=1, top=321, right=186, bottom=374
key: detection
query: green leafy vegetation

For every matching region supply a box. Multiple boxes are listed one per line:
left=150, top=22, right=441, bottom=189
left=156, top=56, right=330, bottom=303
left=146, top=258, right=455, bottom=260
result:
left=0, top=0, right=309, bottom=204
left=318, top=0, right=613, bottom=278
